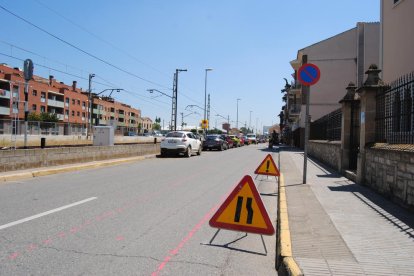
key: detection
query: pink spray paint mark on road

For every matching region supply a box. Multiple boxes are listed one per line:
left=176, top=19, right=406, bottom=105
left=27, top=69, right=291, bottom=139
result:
left=116, top=235, right=124, bottom=241
left=8, top=252, right=19, bottom=260
left=151, top=205, right=219, bottom=276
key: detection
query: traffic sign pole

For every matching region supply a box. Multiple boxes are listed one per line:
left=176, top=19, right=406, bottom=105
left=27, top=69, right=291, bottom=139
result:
left=297, top=57, right=320, bottom=184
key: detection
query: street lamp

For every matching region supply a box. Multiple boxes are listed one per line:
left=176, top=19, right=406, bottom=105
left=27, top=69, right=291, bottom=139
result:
left=236, top=98, right=241, bottom=129
left=249, top=111, right=252, bottom=132
left=204, top=68, right=213, bottom=126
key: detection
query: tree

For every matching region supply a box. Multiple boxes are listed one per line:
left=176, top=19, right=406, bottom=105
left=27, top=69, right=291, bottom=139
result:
left=155, top=117, right=161, bottom=124
left=153, top=123, right=161, bottom=131
left=27, top=112, right=41, bottom=121
left=40, top=112, right=58, bottom=122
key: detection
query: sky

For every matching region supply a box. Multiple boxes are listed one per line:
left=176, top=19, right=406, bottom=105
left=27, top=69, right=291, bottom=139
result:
left=0, top=0, right=380, bottom=131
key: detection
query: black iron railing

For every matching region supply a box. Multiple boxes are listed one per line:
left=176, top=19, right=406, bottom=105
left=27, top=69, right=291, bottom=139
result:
left=376, top=72, right=414, bottom=144
left=310, top=108, right=342, bottom=141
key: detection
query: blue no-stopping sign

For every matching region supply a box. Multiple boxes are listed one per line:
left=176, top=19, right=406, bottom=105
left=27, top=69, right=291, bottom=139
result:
left=298, top=63, right=320, bottom=86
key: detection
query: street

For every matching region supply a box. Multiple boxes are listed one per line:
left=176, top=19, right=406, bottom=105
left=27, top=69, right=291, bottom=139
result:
left=0, top=145, right=278, bottom=275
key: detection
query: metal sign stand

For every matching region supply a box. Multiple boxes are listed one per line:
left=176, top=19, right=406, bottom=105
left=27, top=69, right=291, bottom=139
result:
left=206, top=229, right=268, bottom=255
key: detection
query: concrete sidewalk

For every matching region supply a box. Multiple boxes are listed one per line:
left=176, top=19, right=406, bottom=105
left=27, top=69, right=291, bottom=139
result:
left=280, top=147, right=414, bottom=276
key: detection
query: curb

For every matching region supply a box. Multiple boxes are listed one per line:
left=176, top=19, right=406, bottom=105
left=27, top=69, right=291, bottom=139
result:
left=0, top=154, right=157, bottom=182
left=276, top=173, right=303, bottom=276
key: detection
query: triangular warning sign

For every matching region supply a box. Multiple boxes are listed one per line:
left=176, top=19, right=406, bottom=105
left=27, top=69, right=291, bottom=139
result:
left=209, top=175, right=275, bottom=235
left=254, top=154, right=280, bottom=176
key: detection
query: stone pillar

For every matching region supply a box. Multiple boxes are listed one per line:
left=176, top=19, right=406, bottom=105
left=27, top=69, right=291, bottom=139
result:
left=356, top=65, right=384, bottom=184
left=339, top=82, right=357, bottom=173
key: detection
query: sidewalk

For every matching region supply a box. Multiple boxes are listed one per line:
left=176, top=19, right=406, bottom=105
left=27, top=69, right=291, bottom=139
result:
left=280, top=148, right=414, bottom=276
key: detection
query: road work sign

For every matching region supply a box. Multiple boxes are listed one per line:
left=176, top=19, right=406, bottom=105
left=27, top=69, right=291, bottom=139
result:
left=209, top=175, right=275, bottom=235
left=254, top=154, right=280, bottom=176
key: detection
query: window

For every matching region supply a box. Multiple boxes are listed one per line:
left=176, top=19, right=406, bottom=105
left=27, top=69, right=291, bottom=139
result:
left=32, top=90, right=37, bottom=96
left=72, top=99, right=75, bottom=104
left=65, top=110, right=69, bottom=116
left=77, top=111, right=80, bottom=116
left=72, top=111, right=75, bottom=116
left=77, top=100, right=80, bottom=105
left=66, top=98, right=70, bottom=104
left=40, top=106, right=45, bottom=112
left=32, top=104, right=37, bottom=111
left=82, top=112, right=85, bottom=117
left=40, top=92, right=46, bottom=103
left=82, top=101, right=86, bottom=107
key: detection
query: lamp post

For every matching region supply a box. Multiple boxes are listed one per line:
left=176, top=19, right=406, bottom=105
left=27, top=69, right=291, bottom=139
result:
left=88, top=73, right=95, bottom=137
left=249, top=111, right=252, bottom=133
left=236, top=98, right=241, bottom=129
left=204, top=68, right=213, bottom=127
left=172, top=69, right=187, bottom=131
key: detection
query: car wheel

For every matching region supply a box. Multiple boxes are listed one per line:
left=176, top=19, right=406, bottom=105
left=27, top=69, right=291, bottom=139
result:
left=185, top=146, right=192, bottom=158
left=197, top=146, right=201, bottom=156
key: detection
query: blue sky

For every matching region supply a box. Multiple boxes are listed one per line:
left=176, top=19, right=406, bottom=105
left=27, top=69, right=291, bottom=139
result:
left=0, top=0, right=379, bottom=131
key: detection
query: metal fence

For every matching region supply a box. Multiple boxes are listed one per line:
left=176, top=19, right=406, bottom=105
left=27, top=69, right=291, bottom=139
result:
left=310, top=108, right=342, bottom=141
left=0, top=119, right=140, bottom=136
left=376, top=72, right=414, bottom=144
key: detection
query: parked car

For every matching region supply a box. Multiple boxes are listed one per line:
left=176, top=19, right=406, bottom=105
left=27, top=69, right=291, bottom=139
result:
left=246, top=133, right=257, bottom=144
left=220, top=134, right=234, bottom=148
left=229, top=135, right=241, bottom=147
left=238, top=135, right=246, bottom=146
left=160, top=131, right=202, bottom=157
left=203, top=135, right=228, bottom=151
left=243, top=136, right=251, bottom=145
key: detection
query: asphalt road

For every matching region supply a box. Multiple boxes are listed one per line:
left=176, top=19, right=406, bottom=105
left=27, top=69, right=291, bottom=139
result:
left=0, top=144, right=279, bottom=275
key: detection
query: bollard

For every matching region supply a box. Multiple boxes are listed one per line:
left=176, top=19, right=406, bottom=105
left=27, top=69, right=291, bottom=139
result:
left=41, top=137, right=46, bottom=149
left=154, top=137, right=157, bottom=144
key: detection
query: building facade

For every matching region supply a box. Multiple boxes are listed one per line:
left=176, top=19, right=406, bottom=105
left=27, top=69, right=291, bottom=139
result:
left=380, top=0, right=414, bottom=83
left=283, top=23, right=379, bottom=139
left=0, top=64, right=141, bottom=134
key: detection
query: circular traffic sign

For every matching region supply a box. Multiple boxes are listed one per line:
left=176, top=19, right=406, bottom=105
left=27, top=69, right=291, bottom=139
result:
left=298, top=63, right=320, bottom=86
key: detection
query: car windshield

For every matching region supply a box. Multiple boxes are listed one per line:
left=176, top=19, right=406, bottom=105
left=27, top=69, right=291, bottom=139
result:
left=166, top=132, right=185, bottom=138
left=247, top=134, right=255, bottom=138
left=206, top=135, right=219, bottom=140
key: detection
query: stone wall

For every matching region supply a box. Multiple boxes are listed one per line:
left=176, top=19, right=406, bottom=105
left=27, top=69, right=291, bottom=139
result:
left=308, top=140, right=341, bottom=172
left=0, top=143, right=160, bottom=172
left=365, top=145, right=414, bottom=211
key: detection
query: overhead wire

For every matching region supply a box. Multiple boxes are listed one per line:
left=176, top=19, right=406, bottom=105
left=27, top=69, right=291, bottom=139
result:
left=0, top=4, right=226, bottom=117
left=0, top=4, right=171, bottom=90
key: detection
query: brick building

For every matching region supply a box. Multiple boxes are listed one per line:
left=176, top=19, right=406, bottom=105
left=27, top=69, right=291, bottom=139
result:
left=0, top=63, right=141, bottom=134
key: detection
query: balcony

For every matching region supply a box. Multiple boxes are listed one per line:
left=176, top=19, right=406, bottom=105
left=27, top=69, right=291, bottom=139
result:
left=118, top=113, right=125, bottom=118
left=56, top=114, right=64, bottom=121
left=48, top=99, right=64, bottom=108
left=289, top=104, right=301, bottom=115
left=0, top=89, right=10, bottom=99
left=40, top=98, right=46, bottom=103
left=0, top=106, right=10, bottom=115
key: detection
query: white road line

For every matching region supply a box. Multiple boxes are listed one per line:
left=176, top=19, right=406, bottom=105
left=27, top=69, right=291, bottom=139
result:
left=0, top=197, right=97, bottom=231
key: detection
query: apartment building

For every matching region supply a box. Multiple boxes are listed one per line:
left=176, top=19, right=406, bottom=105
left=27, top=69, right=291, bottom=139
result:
left=380, top=0, right=414, bottom=83
left=284, top=22, right=379, bottom=132
left=139, top=117, right=153, bottom=133
left=0, top=64, right=141, bottom=132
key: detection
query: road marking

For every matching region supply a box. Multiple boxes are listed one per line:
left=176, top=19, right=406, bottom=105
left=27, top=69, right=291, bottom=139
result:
left=0, top=197, right=97, bottom=231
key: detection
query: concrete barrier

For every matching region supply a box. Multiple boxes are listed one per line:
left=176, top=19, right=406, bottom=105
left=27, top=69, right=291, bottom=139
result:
left=276, top=173, right=303, bottom=276
left=0, top=143, right=160, bottom=173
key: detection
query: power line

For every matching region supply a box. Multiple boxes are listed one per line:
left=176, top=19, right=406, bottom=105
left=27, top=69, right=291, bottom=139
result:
left=33, top=0, right=172, bottom=81
left=0, top=4, right=171, bottom=90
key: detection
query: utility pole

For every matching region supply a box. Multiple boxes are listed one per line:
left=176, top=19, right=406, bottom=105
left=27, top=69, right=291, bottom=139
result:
left=249, top=111, right=252, bottom=132
left=207, top=94, right=210, bottom=131
left=180, top=112, right=184, bottom=129
left=171, top=69, right=187, bottom=131
left=23, top=59, right=33, bottom=149
left=88, top=73, right=95, bottom=138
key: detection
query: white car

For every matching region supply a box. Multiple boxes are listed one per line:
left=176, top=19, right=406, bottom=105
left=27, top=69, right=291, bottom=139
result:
left=160, top=131, right=202, bottom=157
left=246, top=134, right=257, bottom=144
